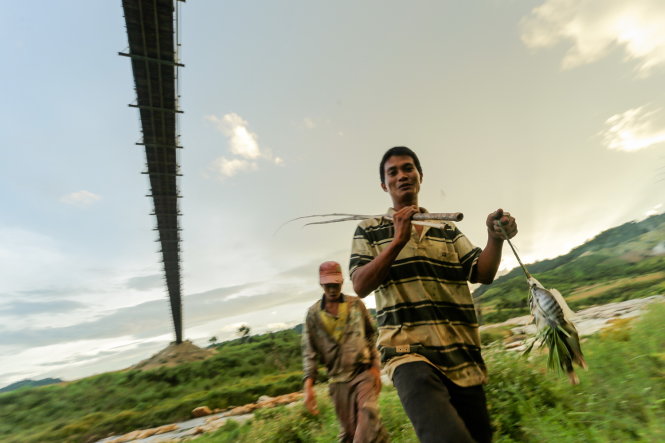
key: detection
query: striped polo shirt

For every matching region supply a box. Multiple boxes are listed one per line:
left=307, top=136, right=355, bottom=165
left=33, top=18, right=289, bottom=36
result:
left=349, top=207, right=486, bottom=387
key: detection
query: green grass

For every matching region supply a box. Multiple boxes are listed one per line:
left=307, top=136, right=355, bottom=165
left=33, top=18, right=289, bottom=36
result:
left=195, top=302, right=665, bottom=442
left=192, top=385, right=416, bottom=443
left=2, top=303, right=663, bottom=442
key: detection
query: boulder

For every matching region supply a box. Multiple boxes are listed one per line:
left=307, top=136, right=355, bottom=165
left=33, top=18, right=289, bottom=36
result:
left=192, top=406, right=212, bottom=417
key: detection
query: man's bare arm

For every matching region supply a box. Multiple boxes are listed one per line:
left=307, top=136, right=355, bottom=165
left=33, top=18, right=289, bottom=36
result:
left=303, top=377, right=319, bottom=415
left=474, top=209, right=517, bottom=284
left=352, top=206, right=418, bottom=297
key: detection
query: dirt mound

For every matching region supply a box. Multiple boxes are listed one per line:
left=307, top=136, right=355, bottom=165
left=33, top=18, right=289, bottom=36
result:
left=131, top=340, right=215, bottom=371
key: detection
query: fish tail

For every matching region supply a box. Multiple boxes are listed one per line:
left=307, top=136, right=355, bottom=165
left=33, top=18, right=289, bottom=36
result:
left=566, top=370, right=580, bottom=385
left=575, top=354, right=589, bottom=370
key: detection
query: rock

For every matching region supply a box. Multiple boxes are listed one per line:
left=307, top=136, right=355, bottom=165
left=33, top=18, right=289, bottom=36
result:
left=257, top=395, right=274, bottom=403
left=107, top=430, right=142, bottom=443
left=152, top=424, right=178, bottom=435
left=105, top=424, right=179, bottom=443
left=225, top=404, right=256, bottom=416
left=192, top=406, right=212, bottom=417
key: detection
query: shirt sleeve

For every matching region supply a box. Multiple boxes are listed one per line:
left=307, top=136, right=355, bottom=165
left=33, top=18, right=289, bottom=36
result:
left=451, top=224, right=482, bottom=282
left=349, top=223, right=374, bottom=278
left=358, top=299, right=380, bottom=368
left=301, top=312, right=319, bottom=382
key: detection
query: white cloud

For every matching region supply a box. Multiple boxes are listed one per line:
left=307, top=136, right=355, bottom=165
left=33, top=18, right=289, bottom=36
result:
left=645, top=203, right=663, bottom=217
left=303, top=117, right=316, bottom=129
left=599, top=105, right=665, bottom=151
left=0, top=228, right=66, bottom=294
left=59, top=190, right=101, bottom=206
left=521, top=0, right=665, bottom=76
left=220, top=322, right=250, bottom=333
left=207, top=113, right=261, bottom=159
left=266, top=322, right=290, bottom=330
left=206, top=113, right=283, bottom=178
left=211, top=157, right=257, bottom=178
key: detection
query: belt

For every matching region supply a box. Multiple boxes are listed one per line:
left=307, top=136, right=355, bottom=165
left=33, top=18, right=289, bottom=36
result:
left=380, top=344, right=427, bottom=362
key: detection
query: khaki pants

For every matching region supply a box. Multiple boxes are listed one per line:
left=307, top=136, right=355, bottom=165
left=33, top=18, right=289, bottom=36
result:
left=329, top=369, right=390, bottom=443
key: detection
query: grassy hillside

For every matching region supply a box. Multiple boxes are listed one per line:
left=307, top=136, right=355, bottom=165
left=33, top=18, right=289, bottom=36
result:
left=183, top=302, right=665, bottom=442
left=0, top=329, right=308, bottom=443
left=474, top=213, right=665, bottom=323
left=0, top=378, right=62, bottom=393
left=1, top=303, right=663, bottom=442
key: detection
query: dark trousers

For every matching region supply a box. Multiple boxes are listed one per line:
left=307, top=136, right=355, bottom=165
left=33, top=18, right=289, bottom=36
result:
left=392, top=362, right=492, bottom=443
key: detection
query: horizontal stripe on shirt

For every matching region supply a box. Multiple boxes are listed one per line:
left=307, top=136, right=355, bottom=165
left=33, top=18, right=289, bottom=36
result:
left=349, top=210, right=487, bottom=386
left=377, top=299, right=477, bottom=327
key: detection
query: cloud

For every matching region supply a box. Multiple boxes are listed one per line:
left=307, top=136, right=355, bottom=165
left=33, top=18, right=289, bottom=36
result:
left=0, top=337, right=170, bottom=386
left=599, top=105, right=665, bottom=151
left=0, top=256, right=336, bottom=383
left=266, top=322, right=292, bottom=331
left=59, top=190, right=101, bottom=206
left=211, top=157, right=258, bottom=178
left=303, top=117, right=316, bottom=129
left=207, top=113, right=261, bottom=159
left=206, top=113, right=284, bottom=178
left=125, top=274, right=164, bottom=291
left=0, top=228, right=67, bottom=295
left=645, top=203, right=663, bottom=218
left=0, top=300, right=85, bottom=316
left=521, top=0, right=665, bottom=76
left=0, top=264, right=317, bottom=348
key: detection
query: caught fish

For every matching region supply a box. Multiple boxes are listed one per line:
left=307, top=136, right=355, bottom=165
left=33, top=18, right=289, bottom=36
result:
left=496, top=221, right=588, bottom=384
left=525, top=276, right=588, bottom=384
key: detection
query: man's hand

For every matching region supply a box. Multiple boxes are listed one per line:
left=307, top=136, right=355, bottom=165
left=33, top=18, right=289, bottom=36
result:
left=304, top=380, right=319, bottom=415
left=486, top=208, right=517, bottom=241
left=351, top=205, right=419, bottom=297
left=392, top=205, right=419, bottom=246
left=369, top=366, right=382, bottom=395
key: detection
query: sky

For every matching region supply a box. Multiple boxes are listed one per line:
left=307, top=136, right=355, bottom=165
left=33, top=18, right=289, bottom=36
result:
left=1, top=0, right=664, bottom=387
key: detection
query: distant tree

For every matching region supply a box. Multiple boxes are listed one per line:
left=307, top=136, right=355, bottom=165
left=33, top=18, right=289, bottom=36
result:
left=237, top=325, right=251, bottom=343
left=209, top=336, right=218, bottom=346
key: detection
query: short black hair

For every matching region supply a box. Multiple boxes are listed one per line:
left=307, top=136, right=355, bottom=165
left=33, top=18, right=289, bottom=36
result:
left=379, top=146, right=423, bottom=184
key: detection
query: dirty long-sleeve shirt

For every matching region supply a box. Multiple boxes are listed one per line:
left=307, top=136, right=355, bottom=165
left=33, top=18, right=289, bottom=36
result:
left=302, top=294, right=380, bottom=383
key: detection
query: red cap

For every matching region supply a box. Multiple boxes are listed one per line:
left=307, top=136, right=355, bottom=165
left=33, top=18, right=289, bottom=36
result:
left=319, top=261, right=344, bottom=284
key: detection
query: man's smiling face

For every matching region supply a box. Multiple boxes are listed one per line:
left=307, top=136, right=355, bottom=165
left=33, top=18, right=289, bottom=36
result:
left=381, top=155, right=422, bottom=205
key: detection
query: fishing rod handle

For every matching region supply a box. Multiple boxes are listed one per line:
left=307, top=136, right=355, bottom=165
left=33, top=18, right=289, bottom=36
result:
left=412, top=212, right=464, bottom=222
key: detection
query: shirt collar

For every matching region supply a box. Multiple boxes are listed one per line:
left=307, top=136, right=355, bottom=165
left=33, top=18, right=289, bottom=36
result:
left=320, top=293, right=345, bottom=310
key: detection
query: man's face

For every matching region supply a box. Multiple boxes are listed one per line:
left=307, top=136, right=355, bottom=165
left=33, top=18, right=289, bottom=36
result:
left=321, top=283, right=342, bottom=302
left=381, top=155, right=422, bottom=203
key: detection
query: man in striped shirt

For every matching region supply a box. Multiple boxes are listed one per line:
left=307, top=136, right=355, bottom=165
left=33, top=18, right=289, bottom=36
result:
left=350, top=146, right=517, bottom=443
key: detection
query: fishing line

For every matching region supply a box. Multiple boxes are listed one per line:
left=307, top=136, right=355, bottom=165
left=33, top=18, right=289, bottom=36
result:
left=497, top=220, right=531, bottom=279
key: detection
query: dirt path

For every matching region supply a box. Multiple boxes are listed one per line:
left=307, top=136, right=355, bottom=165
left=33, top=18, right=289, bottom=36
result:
left=96, top=412, right=254, bottom=443
left=96, top=392, right=303, bottom=443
